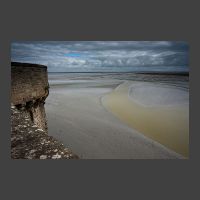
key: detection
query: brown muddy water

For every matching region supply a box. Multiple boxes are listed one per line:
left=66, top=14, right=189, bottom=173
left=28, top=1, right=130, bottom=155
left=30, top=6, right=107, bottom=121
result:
left=102, top=80, right=189, bottom=157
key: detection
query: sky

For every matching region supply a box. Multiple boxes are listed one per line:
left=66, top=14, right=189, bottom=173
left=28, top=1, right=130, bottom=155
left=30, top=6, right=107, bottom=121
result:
left=11, top=41, right=189, bottom=72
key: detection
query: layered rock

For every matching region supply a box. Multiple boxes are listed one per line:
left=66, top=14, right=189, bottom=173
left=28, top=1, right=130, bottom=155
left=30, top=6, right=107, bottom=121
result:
left=11, top=62, right=78, bottom=159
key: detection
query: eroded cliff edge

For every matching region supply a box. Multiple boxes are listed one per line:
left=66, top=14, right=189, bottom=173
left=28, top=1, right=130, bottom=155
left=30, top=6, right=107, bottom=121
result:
left=11, top=62, right=78, bottom=159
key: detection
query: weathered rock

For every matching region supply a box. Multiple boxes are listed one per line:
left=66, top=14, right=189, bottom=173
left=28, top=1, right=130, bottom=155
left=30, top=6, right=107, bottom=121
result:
left=11, top=62, right=78, bottom=159
left=11, top=107, right=78, bottom=159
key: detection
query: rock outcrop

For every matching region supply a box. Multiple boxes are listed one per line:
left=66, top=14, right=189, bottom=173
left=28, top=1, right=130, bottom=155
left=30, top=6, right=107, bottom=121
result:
left=11, top=62, right=78, bottom=159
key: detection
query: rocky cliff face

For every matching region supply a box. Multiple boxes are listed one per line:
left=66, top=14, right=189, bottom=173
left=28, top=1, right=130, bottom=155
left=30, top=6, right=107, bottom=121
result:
left=11, top=62, right=49, bottom=131
left=11, top=62, right=78, bottom=159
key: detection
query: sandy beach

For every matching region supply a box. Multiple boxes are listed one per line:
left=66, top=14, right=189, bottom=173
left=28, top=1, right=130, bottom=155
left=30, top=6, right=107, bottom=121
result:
left=45, top=73, right=188, bottom=159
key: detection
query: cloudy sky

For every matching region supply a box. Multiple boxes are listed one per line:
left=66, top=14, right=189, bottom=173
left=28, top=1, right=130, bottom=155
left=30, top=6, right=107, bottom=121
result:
left=11, top=41, right=189, bottom=72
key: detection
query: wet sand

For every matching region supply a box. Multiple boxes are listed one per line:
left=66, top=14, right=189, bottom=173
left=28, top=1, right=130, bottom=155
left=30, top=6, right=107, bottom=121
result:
left=102, top=81, right=189, bottom=157
left=45, top=75, right=186, bottom=159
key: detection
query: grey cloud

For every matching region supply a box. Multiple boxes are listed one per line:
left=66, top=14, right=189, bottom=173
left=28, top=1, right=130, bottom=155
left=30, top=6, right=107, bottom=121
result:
left=11, top=41, right=189, bottom=72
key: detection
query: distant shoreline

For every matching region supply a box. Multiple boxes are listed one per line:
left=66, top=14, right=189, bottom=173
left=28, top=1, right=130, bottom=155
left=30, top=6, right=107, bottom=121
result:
left=48, top=71, right=189, bottom=76
left=135, top=72, right=189, bottom=76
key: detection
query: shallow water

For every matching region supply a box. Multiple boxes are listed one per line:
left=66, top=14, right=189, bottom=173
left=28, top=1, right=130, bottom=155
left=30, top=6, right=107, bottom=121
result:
left=102, top=81, right=189, bottom=157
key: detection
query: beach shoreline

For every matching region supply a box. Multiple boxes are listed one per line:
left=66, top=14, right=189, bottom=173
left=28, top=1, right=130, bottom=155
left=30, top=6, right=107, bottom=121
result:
left=45, top=73, right=188, bottom=159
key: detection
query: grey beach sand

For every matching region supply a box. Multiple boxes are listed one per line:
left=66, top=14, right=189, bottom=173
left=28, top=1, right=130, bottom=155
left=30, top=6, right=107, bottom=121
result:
left=45, top=73, right=189, bottom=159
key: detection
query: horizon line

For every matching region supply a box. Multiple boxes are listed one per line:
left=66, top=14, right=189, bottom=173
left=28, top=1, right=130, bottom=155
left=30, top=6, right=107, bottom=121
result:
left=47, top=71, right=189, bottom=74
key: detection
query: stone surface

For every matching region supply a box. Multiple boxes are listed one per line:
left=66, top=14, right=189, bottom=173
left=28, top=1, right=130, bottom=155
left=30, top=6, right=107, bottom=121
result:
left=11, top=62, right=49, bottom=105
left=11, top=107, right=78, bottom=159
left=11, top=62, right=49, bottom=131
left=11, top=62, right=78, bottom=159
